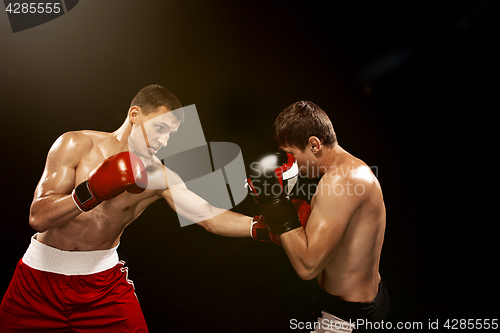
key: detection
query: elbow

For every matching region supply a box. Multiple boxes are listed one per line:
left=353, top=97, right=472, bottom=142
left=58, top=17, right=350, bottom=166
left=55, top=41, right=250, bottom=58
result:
left=196, top=220, right=217, bottom=234
left=296, top=268, right=319, bottom=281
left=29, top=216, right=46, bottom=233
left=194, top=205, right=225, bottom=235
left=294, top=261, right=321, bottom=281
left=29, top=215, right=47, bottom=233
left=29, top=208, right=48, bottom=233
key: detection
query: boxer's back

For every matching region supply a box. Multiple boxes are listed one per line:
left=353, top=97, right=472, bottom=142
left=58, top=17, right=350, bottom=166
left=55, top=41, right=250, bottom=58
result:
left=312, top=154, right=385, bottom=303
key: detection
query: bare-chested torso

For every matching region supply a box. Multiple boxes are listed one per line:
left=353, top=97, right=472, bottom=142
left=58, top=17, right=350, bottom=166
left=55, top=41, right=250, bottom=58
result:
left=312, top=153, right=386, bottom=303
left=34, top=130, right=166, bottom=252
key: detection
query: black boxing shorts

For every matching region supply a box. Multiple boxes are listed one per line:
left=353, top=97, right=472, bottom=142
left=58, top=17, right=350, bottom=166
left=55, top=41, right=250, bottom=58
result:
left=310, top=278, right=391, bottom=331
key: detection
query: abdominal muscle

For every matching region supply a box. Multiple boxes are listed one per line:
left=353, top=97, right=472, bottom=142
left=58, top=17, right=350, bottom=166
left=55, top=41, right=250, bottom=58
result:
left=36, top=191, right=159, bottom=251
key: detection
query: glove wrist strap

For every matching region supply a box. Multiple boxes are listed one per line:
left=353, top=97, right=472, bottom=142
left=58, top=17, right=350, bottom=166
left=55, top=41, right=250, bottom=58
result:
left=72, top=180, right=100, bottom=212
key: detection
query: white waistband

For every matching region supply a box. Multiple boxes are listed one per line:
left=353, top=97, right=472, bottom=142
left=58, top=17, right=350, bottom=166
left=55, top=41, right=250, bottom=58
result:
left=22, top=236, right=119, bottom=276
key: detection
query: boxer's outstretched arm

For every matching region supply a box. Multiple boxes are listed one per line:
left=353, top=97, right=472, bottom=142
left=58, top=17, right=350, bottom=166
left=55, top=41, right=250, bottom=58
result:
left=197, top=209, right=252, bottom=237
left=160, top=168, right=251, bottom=237
left=29, top=132, right=88, bottom=232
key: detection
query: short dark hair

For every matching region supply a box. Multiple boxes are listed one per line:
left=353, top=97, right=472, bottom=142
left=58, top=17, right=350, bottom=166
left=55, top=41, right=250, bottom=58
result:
left=131, top=84, right=183, bottom=120
left=273, top=101, right=337, bottom=151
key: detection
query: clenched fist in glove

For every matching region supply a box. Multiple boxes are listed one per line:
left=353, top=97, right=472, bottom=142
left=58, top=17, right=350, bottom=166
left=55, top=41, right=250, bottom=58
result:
left=247, top=150, right=303, bottom=236
left=251, top=199, right=311, bottom=245
left=72, top=152, right=148, bottom=212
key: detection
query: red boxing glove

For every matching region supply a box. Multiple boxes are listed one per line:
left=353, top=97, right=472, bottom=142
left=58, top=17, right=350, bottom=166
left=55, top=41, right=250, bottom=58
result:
left=251, top=199, right=311, bottom=246
left=292, top=199, right=311, bottom=230
left=72, top=152, right=148, bottom=212
left=251, top=215, right=282, bottom=245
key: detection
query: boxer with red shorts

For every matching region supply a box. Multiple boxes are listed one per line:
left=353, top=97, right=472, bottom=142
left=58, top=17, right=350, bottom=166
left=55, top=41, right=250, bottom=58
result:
left=0, top=236, right=147, bottom=332
left=0, top=85, right=254, bottom=332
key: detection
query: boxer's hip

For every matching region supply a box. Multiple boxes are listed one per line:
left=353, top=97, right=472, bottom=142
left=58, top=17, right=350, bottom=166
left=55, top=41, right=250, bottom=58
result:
left=22, top=234, right=119, bottom=275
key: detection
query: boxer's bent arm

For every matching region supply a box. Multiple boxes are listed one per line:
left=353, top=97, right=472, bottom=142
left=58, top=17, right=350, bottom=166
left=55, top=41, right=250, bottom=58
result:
left=280, top=176, right=363, bottom=280
left=29, top=132, right=89, bottom=232
left=160, top=170, right=251, bottom=237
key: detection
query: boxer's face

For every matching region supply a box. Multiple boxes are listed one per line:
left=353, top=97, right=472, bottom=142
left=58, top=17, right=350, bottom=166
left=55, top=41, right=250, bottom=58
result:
left=129, top=106, right=181, bottom=158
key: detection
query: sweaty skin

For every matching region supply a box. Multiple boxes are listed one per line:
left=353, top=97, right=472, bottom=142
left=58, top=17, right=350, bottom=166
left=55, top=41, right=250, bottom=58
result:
left=30, top=106, right=251, bottom=252
left=280, top=141, right=385, bottom=303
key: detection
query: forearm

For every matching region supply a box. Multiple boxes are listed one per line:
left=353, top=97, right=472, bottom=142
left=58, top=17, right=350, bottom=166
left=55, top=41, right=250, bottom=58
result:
left=29, top=194, right=81, bottom=232
left=280, top=227, right=321, bottom=280
left=165, top=185, right=252, bottom=237
left=197, top=209, right=252, bottom=237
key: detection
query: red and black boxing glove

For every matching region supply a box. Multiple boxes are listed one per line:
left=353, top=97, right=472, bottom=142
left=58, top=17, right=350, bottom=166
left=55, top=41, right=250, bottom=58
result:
left=251, top=215, right=281, bottom=245
left=247, top=151, right=302, bottom=236
left=251, top=199, right=311, bottom=245
left=72, top=152, right=148, bottom=212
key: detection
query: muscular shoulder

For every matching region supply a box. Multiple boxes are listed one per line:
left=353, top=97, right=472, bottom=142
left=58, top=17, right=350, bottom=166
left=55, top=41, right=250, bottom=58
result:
left=47, top=130, right=109, bottom=168
left=51, top=131, right=92, bottom=154
left=318, top=157, right=378, bottom=201
left=51, top=130, right=114, bottom=156
left=47, top=131, right=88, bottom=162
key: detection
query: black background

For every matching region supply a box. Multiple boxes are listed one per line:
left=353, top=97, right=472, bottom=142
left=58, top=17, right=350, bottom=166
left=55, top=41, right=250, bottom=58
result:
left=0, top=1, right=497, bottom=331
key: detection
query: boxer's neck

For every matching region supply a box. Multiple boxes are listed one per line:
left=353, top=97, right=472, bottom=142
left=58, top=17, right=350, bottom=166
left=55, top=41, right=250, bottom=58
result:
left=113, top=117, right=133, bottom=144
left=319, top=144, right=349, bottom=175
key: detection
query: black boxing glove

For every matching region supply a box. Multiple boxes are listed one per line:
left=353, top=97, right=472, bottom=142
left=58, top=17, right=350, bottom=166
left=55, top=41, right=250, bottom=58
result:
left=251, top=199, right=311, bottom=245
left=247, top=151, right=301, bottom=235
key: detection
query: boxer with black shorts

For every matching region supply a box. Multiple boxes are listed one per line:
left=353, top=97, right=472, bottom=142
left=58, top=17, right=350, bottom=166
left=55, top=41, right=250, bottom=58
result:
left=0, top=85, right=255, bottom=332
left=249, top=101, right=390, bottom=332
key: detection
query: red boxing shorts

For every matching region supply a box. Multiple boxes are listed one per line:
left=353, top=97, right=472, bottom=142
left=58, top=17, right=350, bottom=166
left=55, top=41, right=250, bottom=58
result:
left=0, top=236, right=149, bottom=332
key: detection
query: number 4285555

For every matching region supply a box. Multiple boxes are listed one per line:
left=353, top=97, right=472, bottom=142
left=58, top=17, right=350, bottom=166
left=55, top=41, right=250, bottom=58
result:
left=444, top=319, right=498, bottom=330
left=5, top=3, right=62, bottom=14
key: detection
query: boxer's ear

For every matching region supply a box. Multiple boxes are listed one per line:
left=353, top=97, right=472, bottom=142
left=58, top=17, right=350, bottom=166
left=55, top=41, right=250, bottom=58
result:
left=308, top=136, right=322, bottom=154
left=128, top=106, right=141, bottom=124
